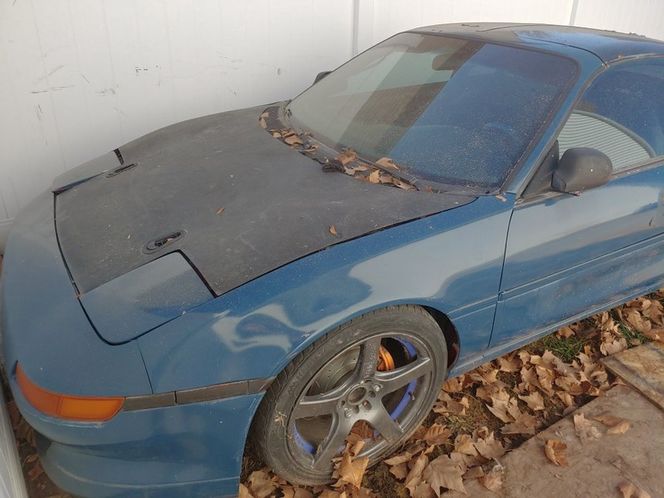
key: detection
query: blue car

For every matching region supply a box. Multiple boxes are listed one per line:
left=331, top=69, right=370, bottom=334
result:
left=2, top=22, right=664, bottom=497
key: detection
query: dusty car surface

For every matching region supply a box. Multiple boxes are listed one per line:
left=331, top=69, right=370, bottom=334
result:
left=2, top=22, right=664, bottom=497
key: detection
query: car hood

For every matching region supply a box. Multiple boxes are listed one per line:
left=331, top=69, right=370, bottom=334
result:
left=55, top=105, right=475, bottom=302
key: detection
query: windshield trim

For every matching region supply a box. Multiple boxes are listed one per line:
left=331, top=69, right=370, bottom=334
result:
left=287, top=31, right=581, bottom=195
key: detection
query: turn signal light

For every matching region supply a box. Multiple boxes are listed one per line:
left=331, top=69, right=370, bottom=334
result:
left=16, top=364, right=124, bottom=422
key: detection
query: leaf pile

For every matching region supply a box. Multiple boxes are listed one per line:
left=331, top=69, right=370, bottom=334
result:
left=259, top=109, right=417, bottom=192
left=239, top=292, right=664, bottom=497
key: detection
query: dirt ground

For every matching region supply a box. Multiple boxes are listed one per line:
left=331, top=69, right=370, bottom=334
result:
left=4, top=292, right=664, bottom=498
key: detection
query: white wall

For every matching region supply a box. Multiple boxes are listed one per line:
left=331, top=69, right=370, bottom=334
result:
left=1, top=0, right=663, bottom=249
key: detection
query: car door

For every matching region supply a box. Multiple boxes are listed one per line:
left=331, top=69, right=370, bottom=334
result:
left=491, top=57, right=664, bottom=349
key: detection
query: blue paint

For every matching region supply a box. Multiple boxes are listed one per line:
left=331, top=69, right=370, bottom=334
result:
left=2, top=25, right=664, bottom=498
left=79, top=252, right=213, bottom=344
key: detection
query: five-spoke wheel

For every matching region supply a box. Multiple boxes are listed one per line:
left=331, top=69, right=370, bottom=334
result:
left=252, top=305, right=448, bottom=485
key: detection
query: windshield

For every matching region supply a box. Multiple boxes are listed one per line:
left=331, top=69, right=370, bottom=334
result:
left=287, top=33, right=577, bottom=190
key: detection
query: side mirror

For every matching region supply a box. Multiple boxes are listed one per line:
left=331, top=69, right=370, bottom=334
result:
left=552, top=147, right=612, bottom=193
left=314, top=71, right=331, bottom=84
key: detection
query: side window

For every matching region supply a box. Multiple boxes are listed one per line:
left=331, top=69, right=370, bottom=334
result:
left=558, top=58, right=664, bottom=172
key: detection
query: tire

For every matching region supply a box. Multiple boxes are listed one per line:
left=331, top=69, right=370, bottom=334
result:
left=251, top=305, right=448, bottom=485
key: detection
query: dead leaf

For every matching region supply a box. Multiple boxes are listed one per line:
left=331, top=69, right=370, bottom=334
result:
left=557, top=326, right=575, bottom=338
left=519, top=391, right=545, bottom=411
left=216, top=207, right=225, bottom=215
left=544, top=439, right=568, bottom=466
left=384, top=450, right=414, bottom=467
left=497, top=354, right=521, bottom=372
left=283, top=132, right=303, bottom=146
left=337, top=149, right=357, bottom=166
left=368, top=169, right=381, bottom=184
left=423, top=455, right=466, bottom=496
left=336, top=452, right=369, bottom=489
left=422, top=423, right=452, bottom=445
left=473, top=430, right=505, bottom=459
left=593, top=414, right=623, bottom=426
left=404, top=453, right=429, bottom=495
left=479, top=466, right=504, bottom=492
left=593, top=414, right=631, bottom=434
left=239, top=483, right=253, bottom=498
left=502, top=413, right=538, bottom=435
left=389, top=462, right=408, bottom=480
left=329, top=225, right=338, bottom=236
left=259, top=111, right=269, bottom=129
left=375, top=157, right=400, bottom=170
left=246, top=470, right=275, bottom=498
left=607, top=420, right=631, bottom=435
left=618, top=480, right=651, bottom=498
left=573, top=413, right=601, bottom=443
left=486, top=389, right=520, bottom=423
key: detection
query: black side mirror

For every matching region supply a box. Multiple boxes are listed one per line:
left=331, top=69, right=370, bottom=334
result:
left=314, top=71, right=331, bottom=84
left=552, top=147, right=612, bottom=193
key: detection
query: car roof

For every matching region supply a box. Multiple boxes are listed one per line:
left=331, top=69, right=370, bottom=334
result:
left=414, top=23, right=664, bottom=64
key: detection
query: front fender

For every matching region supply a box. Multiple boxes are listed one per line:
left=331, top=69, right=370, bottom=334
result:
left=138, top=195, right=512, bottom=394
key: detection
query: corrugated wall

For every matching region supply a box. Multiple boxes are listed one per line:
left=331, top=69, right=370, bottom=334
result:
left=0, top=0, right=663, bottom=249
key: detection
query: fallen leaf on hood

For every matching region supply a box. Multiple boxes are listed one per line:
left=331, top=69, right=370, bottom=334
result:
left=337, top=149, right=358, bottom=166
left=368, top=169, right=381, bottom=184
left=329, top=225, right=338, bottom=236
left=618, top=480, right=652, bottom=498
left=423, top=454, right=466, bottom=496
left=259, top=111, right=269, bottom=129
left=283, top=132, right=304, bottom=146
left=544, top=439, right=568, bottom=466
left=573, top=413, right=601, bottom=443
left=216, top=207, right=225, bottom=215
left=375, top=157, right=400, bottom=170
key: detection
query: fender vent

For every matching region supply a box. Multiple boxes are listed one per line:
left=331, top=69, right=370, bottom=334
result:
left=143, top=231, right=185, bottom=253
left=106, top=163, right=137, bottom=178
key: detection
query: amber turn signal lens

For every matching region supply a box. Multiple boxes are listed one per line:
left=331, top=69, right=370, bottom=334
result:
left=16, top=364, right=124, bottom=422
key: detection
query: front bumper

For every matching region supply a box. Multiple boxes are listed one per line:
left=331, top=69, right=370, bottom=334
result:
left=1, top=192, right=258, bottom=497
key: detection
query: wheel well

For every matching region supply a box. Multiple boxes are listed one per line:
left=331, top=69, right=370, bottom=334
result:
left=422, top=306, right=460, bottom=369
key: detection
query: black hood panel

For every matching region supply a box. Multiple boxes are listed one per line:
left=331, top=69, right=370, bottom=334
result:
left=55, top=105, right=475, bottom=296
